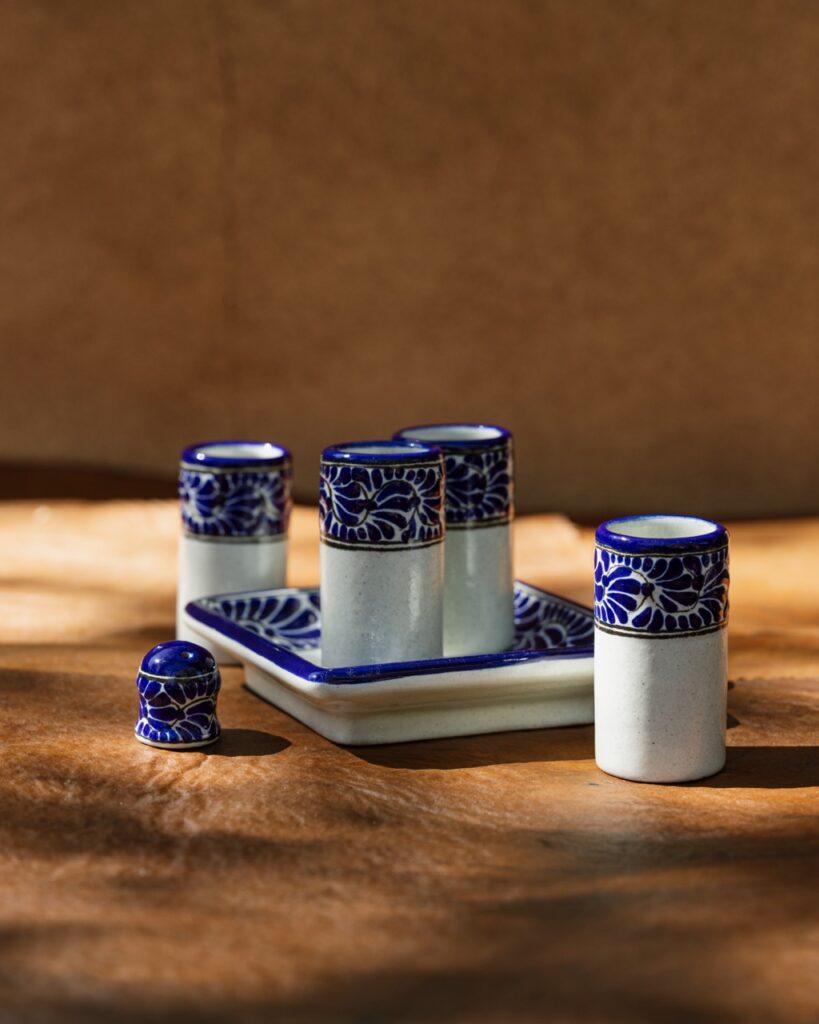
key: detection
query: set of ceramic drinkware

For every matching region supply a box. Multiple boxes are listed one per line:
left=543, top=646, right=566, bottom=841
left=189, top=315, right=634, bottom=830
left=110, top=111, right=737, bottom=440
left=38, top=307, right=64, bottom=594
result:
left=135, top=424, right=731, bottom=785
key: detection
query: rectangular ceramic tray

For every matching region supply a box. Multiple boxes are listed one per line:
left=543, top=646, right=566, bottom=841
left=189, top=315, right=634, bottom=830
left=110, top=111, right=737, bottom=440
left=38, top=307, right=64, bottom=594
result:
left=184, top=581, right=594, bottom=745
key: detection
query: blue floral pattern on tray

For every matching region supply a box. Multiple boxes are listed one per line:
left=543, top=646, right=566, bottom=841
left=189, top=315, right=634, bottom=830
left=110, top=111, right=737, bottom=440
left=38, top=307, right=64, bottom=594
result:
left=135, top=670, right=221, bottom=746
left=198, top=591, right=321, bottom=651
left=179, top=466, right=292, bottom=538
left=594, top=545, right=729, bottom=637
left=511, top=584, right=594, bottom=650
left=196, top=583, right=592, bottom=655
left=441, top=441, right=513, bottom=528
left=320, top=462, right=444, bottom=549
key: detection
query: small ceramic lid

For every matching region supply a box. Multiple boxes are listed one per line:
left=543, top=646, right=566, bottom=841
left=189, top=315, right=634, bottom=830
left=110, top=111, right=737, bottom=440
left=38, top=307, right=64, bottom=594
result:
left=138, top=640, right=218, bottom=680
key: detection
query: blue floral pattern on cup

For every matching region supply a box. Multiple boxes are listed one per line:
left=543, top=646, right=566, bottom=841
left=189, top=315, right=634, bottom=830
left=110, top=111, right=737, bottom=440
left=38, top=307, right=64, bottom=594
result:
left=444, top=442, right=513, bottom=528
left=594, top=546, right=729, bottom=637
left=320, top=462, right=444, bottom=549
left=135, top=672, right=221, bottom=746
left=179, top=467, right=292, bottom=538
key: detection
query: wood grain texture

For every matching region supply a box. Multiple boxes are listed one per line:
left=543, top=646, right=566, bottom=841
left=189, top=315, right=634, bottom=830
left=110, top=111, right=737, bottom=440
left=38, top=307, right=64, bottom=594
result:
left=0, top=502, right=816, bottom=1023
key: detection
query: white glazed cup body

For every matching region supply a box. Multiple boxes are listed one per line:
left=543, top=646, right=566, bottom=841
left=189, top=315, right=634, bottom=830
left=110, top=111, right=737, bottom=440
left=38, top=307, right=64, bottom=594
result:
left=593, top=514, right=730, bottom=783
left=176, top=535, right=288, bottom=645
left=393, top=424, right=514, bottom=657
left=176, top=440, right=292, bottom=650
left=319, top=441, right=445, bottom=668
left=320, top=544, right=443, bottom=667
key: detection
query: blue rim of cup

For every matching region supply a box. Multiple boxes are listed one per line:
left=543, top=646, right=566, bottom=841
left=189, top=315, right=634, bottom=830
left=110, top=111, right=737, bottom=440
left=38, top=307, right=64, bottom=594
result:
left=181, top=439, right=291, bottom=471
left=596, top=514, right=728, bottom=555
left=321, top=439, right=442, bottom=465
left=393, top=423, right=511, bottom=450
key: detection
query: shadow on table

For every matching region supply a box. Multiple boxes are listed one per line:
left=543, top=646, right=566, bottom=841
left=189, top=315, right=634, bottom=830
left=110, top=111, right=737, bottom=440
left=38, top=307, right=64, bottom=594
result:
left=348, top=724, right=594, bottom=770
left=690, top=745, right=818, bottom=790
left=205, top=729, right=291, bottom=758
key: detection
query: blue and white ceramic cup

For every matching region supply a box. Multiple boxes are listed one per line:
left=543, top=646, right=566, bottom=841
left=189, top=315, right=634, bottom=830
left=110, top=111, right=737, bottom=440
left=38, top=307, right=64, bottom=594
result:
left=593, top=515, right=730, bottom=783
left=177, top=440, right=292, bottom=649
left=394, top=424, right=514, bottom=656
left=319, top=440, right=445, bottom=668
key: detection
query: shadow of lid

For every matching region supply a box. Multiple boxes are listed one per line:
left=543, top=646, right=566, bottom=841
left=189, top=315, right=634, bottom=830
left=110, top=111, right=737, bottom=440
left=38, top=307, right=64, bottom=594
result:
left=205, top=729, right=291, bottom=758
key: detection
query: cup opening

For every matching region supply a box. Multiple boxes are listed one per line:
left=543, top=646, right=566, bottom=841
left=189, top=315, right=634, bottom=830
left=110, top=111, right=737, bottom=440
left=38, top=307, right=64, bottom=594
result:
left=181, top=439, right=290, bottom=469
left=396, top=423, right=508, bottom=445
left=607, top=515, right=719, bottom=540
left=597, top=514, right=727, bottom=553
left=322, top=439, right=441, bottom=463
left=193, top=442, right=286, bottom=461
left=341, top=443, right=427, bottom=456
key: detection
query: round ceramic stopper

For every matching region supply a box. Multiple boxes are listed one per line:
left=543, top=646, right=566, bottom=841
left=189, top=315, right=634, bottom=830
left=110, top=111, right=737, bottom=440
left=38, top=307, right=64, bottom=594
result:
left=134, top=640, right=221, bottom=750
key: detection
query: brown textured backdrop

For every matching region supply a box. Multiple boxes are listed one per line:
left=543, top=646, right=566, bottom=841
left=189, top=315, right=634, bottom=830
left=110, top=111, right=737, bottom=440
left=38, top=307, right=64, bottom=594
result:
left=0, top=0, right=816, bottom=517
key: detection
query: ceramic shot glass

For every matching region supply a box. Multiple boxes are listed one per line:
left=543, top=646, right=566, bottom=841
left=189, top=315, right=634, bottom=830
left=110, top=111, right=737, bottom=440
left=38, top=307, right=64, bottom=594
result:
left=319, top=440, right=445, bottom=668
left=593, top=515, right=730, bottom=783
left=394, top=424, right=514, bottom=656
left=176, top=440, right=292, bottom=646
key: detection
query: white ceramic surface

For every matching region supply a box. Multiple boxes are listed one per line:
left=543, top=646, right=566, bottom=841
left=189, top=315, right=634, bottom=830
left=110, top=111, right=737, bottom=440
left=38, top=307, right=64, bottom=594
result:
left=319, top=440, right=446, bottom=668
left=176, top=439, right=292, bottom=658
left=594, top=628, right=727, bottom=783
left=242, top=657, right=591, bottom=746
left=393, top=423, right=515, bottom=657
left=183, top=581, right=595, bottom=746
left=442, top=524, right=514, bottom=656
left=320, top=543, right=444, bottom=667
left=593, top=514, right=730, bottom=783
left=176, top=534, right=288, bottom=648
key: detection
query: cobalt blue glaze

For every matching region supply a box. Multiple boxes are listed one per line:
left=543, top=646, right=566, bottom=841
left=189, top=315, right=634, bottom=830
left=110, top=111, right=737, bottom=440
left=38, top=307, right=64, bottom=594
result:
left=393, top=423, right=514, bottom=529
left=596, top=514, right=728, bottom=555
left=186, top=581, right=594, bottom=685
left=321, top=440, right=441, bottom=464
left=135, top=640, right=221, bottom=747
left=319, top=441, right=445, bottom=550
left=594, top=515, right=730, bottom=638
left=179, top=440, right=292, bottom=539
left=141, top=640, right=218, bottom=679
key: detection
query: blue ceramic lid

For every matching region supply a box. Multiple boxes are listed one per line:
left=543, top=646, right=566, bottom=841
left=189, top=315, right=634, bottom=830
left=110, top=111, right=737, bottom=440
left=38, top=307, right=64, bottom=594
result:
left=139, top=640, right=218, bottom=680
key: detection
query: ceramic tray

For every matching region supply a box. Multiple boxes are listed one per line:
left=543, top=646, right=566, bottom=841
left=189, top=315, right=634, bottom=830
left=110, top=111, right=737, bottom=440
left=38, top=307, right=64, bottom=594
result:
left=183, top=581, right=594, bottom=745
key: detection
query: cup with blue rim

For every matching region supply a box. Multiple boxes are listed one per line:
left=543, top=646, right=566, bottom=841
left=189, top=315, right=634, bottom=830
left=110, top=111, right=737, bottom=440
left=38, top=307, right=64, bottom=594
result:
left=176, top=439, right=292, bottom=650
left=319, top=439, right=445, bottom=668
left=393, top=423, right=515, bottom=656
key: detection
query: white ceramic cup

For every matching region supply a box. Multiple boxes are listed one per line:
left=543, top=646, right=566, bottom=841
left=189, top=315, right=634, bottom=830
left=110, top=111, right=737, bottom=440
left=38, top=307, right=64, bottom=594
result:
left=593, top=514, right=730, bottom=783
left=394, top=423, right=514, bottom=657
left=176, top=440, right=292, bottom=651
left=319, top=440, right=445, bottom=668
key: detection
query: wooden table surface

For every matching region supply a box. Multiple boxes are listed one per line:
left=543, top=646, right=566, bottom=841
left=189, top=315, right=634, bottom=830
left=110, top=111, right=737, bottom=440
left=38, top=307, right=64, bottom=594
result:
left=0, top=502, right=817, bottom=1023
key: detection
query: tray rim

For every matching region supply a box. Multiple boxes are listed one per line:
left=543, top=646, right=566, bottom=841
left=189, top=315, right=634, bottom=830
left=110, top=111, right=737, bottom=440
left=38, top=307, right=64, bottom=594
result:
left=185, top=580, right=594, bottom=686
